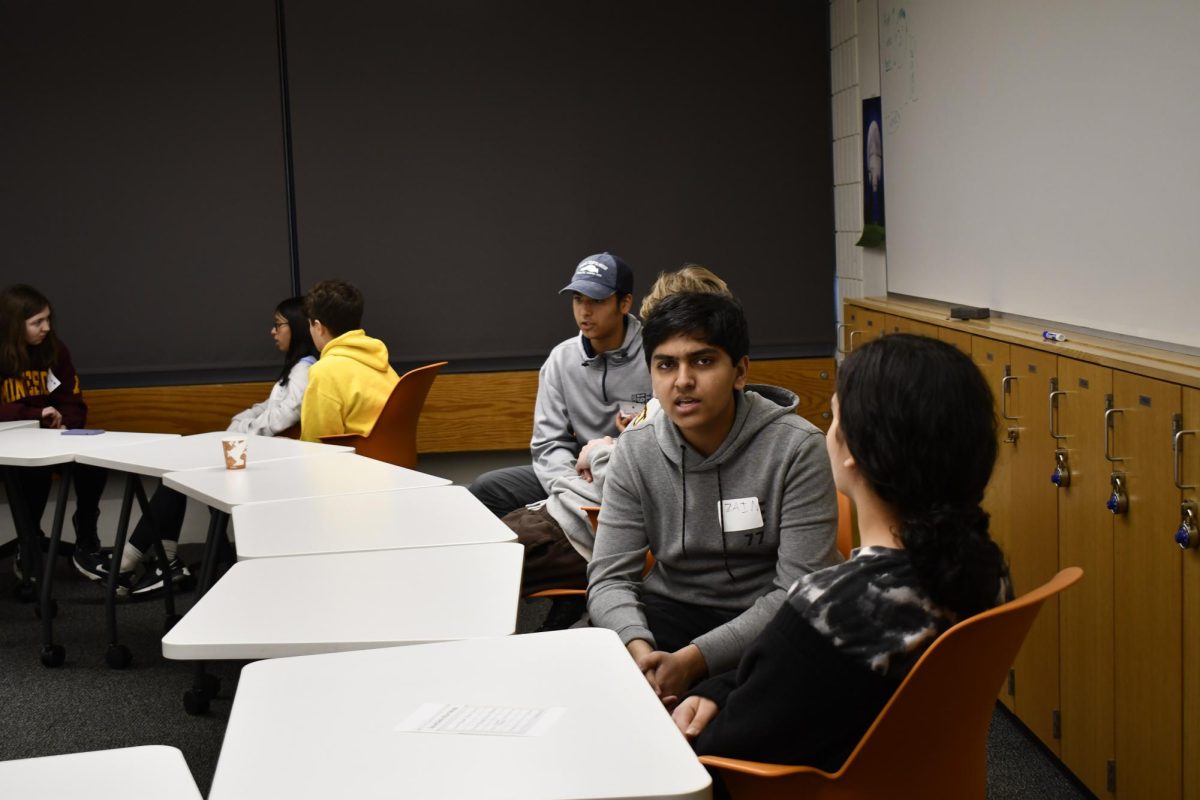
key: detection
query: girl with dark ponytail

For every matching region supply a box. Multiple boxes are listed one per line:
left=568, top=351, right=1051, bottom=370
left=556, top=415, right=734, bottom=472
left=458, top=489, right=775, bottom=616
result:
left=672, top=333, right=1010, bottom=781
left=834, top=333, right=1008, bottom=619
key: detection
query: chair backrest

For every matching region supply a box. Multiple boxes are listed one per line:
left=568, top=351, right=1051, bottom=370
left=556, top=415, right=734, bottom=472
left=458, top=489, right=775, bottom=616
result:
left=319, top=361, right=447, bottom=468
left=704, top=566, right=1083, bottom=800
left=835, top=491, right=853, bottom=559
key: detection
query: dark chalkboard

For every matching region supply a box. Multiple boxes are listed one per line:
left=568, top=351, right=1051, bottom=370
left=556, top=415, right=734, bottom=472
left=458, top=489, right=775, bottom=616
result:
left=1, top=0, right=834, bottom=385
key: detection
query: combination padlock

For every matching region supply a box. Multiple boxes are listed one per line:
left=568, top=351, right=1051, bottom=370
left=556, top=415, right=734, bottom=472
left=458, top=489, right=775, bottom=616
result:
left=1050, top=449, right=1070, bottom=488
left=1106, top=473, right=1128, bottom=515
left=1174, top=501, right=1198, bottom=550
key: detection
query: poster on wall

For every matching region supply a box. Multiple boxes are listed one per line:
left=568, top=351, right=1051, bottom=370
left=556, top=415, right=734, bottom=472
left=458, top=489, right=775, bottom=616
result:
left=857, top=96, right=885, bottom=248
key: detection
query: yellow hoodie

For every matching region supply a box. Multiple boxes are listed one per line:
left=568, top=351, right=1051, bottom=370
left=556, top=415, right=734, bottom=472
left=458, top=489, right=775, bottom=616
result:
left=300, top=329, right=400, bottom=442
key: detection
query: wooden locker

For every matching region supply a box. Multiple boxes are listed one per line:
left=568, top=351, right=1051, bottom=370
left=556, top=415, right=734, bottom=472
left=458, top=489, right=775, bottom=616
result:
left=1056, top=357, right=1115, bottom=799
left=843, top=305, right=883, bottom=352
left=1112, top=372, right=1181, bottom=800
left=1182, top=387, right=1200, bottom=800
left=1005, top=346, right=1061, bottom=753
left=884, top=313, right=938, bottom=338
left=971, top=337, right=1014, bottom=709
left=938, top=326, right=971, bottom=355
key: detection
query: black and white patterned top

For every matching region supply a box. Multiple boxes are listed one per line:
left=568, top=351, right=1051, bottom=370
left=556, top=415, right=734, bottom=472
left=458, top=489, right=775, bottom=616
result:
left=786, top=546, right=955, bottom=681
left=690, top=543, right=1010, bottom=772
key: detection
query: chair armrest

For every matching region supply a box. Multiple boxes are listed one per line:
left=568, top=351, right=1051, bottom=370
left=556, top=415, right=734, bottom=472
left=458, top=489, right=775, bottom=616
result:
left=526, top=588, right=587, bottom=599
left=697, top=755, right=828, bottom=780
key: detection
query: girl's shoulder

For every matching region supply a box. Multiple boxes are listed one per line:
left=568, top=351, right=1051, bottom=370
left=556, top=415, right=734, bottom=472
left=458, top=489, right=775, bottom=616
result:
left=788, top=547, right=954, bottom=679
left=790, top=546, right=906, bottom=599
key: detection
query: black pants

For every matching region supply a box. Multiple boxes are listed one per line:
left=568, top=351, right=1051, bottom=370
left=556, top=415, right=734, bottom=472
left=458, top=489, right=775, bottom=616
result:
left=468, top=464, right=546, bottom=518
left=642, top=593, right=741, bottom=655
left=128, top=486, right=188, bottom=552
left=10, top=463, right=107, bottom=549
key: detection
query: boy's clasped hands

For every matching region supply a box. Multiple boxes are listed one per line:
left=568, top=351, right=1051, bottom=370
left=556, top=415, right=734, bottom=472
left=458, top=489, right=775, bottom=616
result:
left=626, top=639, right=716, bottom=738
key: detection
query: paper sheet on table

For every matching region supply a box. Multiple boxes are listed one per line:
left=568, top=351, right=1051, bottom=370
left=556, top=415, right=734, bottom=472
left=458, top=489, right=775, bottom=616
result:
left=395, top=703, right=565, bottom=737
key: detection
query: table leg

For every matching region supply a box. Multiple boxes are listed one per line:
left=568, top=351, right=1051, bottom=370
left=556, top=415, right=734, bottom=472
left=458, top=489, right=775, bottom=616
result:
left=103, top=474, right=138, bottom=669
left=3, top=465, right=43, bottom=603
left=196, top=508, right=230, bottom=599
left=184, top=507, right=230, bottom=715
left=39, top=463, right=72, bottom=667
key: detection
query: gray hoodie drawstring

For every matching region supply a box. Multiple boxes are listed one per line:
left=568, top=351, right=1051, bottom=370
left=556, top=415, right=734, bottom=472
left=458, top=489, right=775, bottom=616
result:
left=681, top=451, right=735, bottom=581
left=716, top=465, right=735, bottom=581
left=680, top=446, right=688, bottom=558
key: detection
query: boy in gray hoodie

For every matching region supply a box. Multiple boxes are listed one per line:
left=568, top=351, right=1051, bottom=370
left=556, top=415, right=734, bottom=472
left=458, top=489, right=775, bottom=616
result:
left=469, top=253, right=652, bottom=517
left=587, top=292, right=840, bottom=701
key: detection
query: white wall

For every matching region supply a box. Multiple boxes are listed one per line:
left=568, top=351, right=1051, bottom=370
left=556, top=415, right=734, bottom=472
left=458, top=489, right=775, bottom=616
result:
left=831, top=0, right=887, bottom=324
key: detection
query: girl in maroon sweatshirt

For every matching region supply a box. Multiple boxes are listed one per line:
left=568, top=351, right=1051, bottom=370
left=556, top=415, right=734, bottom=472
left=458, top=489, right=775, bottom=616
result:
left=1, top=284, right=107, bottom=573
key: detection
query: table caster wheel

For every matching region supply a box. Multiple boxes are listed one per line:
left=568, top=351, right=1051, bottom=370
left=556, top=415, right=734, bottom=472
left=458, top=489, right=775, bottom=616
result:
left=33, top=598, right=58, bottom=619
left=164, top=614, right=181, bottom=633
left=40, top=644, right=65, bottom=667
left=183, top=690, right=210, bottom=716
left=106, top=643, right=132, bottom=669
left=198, top=674, right=221, bottom=697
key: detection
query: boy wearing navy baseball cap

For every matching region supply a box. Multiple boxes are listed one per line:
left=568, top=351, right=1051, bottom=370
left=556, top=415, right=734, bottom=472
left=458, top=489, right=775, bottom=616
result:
left=469, top=253, right=651, bottom=519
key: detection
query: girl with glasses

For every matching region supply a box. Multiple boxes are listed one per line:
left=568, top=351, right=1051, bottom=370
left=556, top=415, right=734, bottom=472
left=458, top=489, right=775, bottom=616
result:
left=76, top=297, right=319, bottom=596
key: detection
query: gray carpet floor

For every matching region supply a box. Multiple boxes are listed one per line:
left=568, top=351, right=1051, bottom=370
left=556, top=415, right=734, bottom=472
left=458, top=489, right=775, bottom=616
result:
left=0, top=547, right=1093, bottom=798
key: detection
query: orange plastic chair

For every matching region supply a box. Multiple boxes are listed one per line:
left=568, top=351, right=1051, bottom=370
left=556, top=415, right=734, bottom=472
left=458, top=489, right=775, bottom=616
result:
left=699, top=566, right=1083, bottom=800
left=319, top=361, right=447, bottom=468
left=835, top=491, right=854, bottom=559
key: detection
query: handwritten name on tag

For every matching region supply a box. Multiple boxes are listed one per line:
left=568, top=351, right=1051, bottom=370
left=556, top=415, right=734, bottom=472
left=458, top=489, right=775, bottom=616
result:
left=719, top=497, right=763, bottom=533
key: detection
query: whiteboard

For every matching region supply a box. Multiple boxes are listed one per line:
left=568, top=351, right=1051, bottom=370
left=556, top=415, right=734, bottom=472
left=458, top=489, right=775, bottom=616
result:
left=879, top=0, right=1200, bottom=348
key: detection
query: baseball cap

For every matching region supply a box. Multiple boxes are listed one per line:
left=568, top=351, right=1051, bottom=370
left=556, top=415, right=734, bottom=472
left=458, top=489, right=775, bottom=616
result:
left=558, top=253, right=634, bottom=299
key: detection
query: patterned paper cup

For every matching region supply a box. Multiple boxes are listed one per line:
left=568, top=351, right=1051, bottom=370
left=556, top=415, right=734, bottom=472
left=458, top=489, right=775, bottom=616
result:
left=221, top=436, right=248, bottom=470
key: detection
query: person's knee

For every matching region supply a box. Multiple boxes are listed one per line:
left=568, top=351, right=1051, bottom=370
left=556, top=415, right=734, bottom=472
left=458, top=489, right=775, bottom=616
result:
left=468, top=470, right=502, bottom=502
left=468, top=470, right=514, bottom=517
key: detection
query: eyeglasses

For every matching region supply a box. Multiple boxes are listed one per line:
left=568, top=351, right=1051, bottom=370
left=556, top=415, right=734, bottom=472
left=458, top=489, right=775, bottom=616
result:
left=271, top=321, right=290, bottom=332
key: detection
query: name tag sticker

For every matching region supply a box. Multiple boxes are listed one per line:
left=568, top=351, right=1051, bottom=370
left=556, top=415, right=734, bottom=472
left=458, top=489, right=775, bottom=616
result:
left=46, top=369, right=61, bottom=394
left=720, top=497, right=763, bottom=533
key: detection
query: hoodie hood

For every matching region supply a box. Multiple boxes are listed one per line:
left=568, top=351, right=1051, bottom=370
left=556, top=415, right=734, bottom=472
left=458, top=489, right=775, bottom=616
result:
left=577, top=314, right=644, bottom=368
left=656, top=383, right=800, bottom=471
left=320, top=329, right=393, bottom=374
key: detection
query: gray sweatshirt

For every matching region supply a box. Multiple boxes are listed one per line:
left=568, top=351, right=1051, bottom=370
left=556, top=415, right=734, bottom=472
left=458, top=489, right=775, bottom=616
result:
left=587, top=384, right=841, bottom=675
left=545, top=398, right=661, bottom=559
left=531, top=315, right=652, bottom=492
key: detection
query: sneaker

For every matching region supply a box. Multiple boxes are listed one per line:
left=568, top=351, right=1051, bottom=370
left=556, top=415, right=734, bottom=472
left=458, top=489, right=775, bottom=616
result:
left=129, top=558, right=192, bottom=597
left=72, top=547, right=112, bottom=582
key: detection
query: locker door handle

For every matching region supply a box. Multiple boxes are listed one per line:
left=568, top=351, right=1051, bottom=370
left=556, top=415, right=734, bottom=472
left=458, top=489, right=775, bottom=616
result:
left=1174, top=429, right=1198, bottom=490
left=1104, top=408, right=1127, bottom=463
left=1001, top=373, right=1019, bottom=421
left=835, top=323, right=850, bottom=355
left=1049, top=386, right=1067, bottom=441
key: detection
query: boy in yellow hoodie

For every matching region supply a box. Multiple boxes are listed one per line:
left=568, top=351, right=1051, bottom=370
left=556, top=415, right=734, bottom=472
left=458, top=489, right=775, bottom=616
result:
left=300, top=280, right=400, bottom=442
